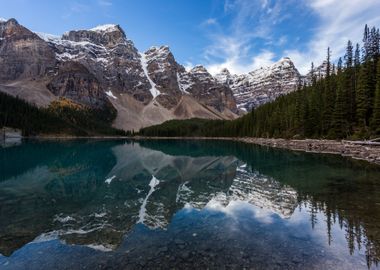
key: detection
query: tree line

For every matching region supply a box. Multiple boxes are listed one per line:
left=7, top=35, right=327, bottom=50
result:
left=140, top=24, right=380, bottom=140
left=0, top=92, right=126, bottom=136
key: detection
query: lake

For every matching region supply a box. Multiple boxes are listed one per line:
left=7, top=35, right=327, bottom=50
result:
left=0, top=139, right=380, bottom=269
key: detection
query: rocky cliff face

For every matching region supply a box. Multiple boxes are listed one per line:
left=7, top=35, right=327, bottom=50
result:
left=216, top=57, right=302, bottom=112
left=41, top=25, right=238, bottom=115
left=47, top=61, right=109, bottom=109
left=43, top=24, right=153, bottom=105
left=186, top=66, right=237, bottom=113
left=0, top=19, right=56, bottom=81
left=142, top=46, right=184, bottom=109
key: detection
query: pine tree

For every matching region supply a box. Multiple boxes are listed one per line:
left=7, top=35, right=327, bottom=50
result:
left=370, top=60, right=380, bottom=134
left=345, top=41, right=355, bottom=129
left=326, top=47, right=331, bottom=78
left=323, top=47, right=335, bottom=135
left=356, top=61, right=374, bottom=128
left=332, top=58, right=349, bottom=138
left=354, top=43, right=361, bottom=67
left=354, top=43, right=361, bottom=114
left=345, top=41, right=353, bottom=67
left=363, top=24, right=370, bottom=61
left=294, top=84, right=303, bottom=132
left=377, top=29, right=380, bottom=56
left=370, top=27, right=379, bottom=60
left=310, top=62, right=316, bottom=85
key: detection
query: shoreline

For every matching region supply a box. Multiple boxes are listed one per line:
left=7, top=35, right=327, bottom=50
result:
left=132, top=136, right=380, bottom=166
left=17, top=135, right=380, bottom=166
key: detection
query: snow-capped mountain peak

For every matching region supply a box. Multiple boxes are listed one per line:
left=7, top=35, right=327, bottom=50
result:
left=216, top=57, right=302, bottom=111
left=89, top=24, right=120, bottom=33
left=190, top=65, right=211, bottom=76
left=144, top=45, right=172, bottom=63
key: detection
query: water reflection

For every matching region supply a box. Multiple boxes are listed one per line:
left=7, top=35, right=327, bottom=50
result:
left=0, top=139, right=380, bottom=269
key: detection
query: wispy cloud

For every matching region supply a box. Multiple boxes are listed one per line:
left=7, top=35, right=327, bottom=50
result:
left=203, top=0, right=296, bottom=75
left=202, top=0, right=380, bottom=75
left=287, top=0, right=380, bottom=74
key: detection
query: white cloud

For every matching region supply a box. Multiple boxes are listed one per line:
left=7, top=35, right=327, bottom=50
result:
left=251, top=50, right=276, bottom=69
left=204, top=36, right=255, bottom=75
left=201, top=0, right=380, bottom=76
left=286, top=0, right=380, bottom=74
left=207, top=49, right=275, bottom=75
left=202, top=0, right=294, bottom=75
left=184, top=61, right=194, bottom=72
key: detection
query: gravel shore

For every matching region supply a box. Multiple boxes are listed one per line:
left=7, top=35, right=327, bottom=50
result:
left=134, top=136, right=380, bottom=166
left=235, top=138, right=380, bottom=166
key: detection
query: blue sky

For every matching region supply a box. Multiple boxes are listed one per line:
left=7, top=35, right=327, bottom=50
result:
left=1, top=0, right=380, bottom=74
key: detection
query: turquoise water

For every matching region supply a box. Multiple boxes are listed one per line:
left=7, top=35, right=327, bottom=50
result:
left=0, top=139, right=380, bottom=269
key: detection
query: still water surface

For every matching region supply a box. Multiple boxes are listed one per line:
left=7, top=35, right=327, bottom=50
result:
left=0, top=139, right=380, bottom=269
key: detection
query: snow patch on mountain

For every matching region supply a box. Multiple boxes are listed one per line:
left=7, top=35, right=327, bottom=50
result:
left=139, top=52, right=161, bottom=99
left=106, top=90, right=117, bottom=99
left=90, top=24, right=119, bottom=32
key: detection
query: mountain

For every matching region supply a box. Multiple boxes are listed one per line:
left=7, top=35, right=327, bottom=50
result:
left=0, top=19, right=238, bottom=131
left=215, top=57, right=303, bottom=112
left=0, top=18, right=316, bottom=132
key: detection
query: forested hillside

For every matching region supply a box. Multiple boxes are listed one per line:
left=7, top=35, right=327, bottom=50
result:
left=0, top=92, right=126, bottom=136
left=140, top=25, right=380, bottom=140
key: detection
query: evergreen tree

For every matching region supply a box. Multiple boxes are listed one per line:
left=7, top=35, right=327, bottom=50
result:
left=333, top=58, right=349, bottom=137
left=326, top=47, right=331, bottom=78
left=363, top=24, right=370, bottom=61
left=310, top=62, right=316, bottom=85
left=345, top=40, right=356, bottom=128
left=370, top=27, right=379, bottom=60
left=345, top=41, right=353, bottom=67
left=354, top=43, right=361, bottom=67
left=370, top=60, right=380, bottom=134
left=356, top=61, right=374, bottom=128
left=323, top=47, right=335, bottom=135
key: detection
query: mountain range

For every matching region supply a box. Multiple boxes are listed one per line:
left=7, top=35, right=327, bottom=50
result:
left=0, top=18, right=325, bottom=131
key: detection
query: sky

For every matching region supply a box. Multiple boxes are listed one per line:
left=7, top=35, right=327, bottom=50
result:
left=1, top=0, right=380, bottom=75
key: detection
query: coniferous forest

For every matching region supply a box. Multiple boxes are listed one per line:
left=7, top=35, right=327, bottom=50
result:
left=0, top=92, right=126, bottom=136
left=140, top=25, right=380, bottom=140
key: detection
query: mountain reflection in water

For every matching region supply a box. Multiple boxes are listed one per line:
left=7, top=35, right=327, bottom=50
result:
left=0, top=139, right=380, bottom=269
